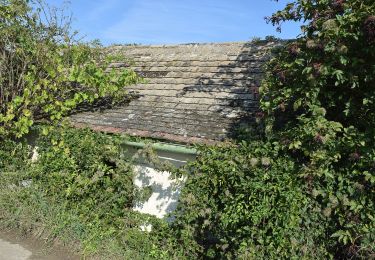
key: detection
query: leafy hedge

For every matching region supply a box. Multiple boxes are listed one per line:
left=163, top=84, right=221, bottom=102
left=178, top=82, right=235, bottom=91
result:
left=1, top=0, right=374, bottom=259
left=0, top=127, right=174, bottom=258
left=263, top=0, right=375, bottom=257
left=170, top=142, right=328, bottom=259
left=0, top=0, right=139, bottom=138
left=31, top=127, right=135, bottom=222
left=167, top=0, right=375, bottom=259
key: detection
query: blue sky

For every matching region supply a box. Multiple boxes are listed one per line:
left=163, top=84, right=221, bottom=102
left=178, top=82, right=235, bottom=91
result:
left=45, top=0, right=302, bottom=46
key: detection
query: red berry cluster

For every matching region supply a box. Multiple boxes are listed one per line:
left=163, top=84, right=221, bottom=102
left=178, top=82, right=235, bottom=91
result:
left=288, top=43, right=300, bottom=57
left=312, top=63, right=322, bottom=77
left=331, top=0, right=345, bottom=13
left=364, top=16, right=375, bottom=44
left=349, top=152, right=361, bottom=161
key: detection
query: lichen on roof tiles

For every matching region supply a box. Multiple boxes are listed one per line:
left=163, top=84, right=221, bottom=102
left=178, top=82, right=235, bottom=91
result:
left=69, top=41, right=279, bottom=144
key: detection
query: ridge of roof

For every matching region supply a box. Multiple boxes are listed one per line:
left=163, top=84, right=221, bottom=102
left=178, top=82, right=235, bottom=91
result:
left=107, top=39, right=288, bottom=49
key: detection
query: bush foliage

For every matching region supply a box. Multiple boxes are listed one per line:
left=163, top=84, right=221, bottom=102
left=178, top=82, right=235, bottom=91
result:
left=31, top=127, right=135, bottom=221
left=0, top=127, right=173, bottom=258
left=170, top=142, right=328, bottom=259
left=168, top=0, right=375, bottom=259
left=0, top=0, right=139, bottom=138
left=1, top=0, right=375, bottom=259
left=263, top=0, right=375, bottom=257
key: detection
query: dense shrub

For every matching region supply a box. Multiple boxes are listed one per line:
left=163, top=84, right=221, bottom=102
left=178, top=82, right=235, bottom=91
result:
left=0, top=139, right=30, bottom=171
left=171, top=142, right=328, bottom=259
left=0, top=0, right=139, bottom=138
left=169, top=0, right=375, bottom=259
left=0, top=127, right=173, bottom=258
left=263, top=0, right=375, bottom=258
left=31, top=127, right=135, bottom=221
left=1, top=0, right=374, bottom=259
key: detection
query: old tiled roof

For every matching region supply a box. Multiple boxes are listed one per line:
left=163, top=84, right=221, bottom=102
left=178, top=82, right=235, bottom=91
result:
left=70, top=41, right=278, bottom=144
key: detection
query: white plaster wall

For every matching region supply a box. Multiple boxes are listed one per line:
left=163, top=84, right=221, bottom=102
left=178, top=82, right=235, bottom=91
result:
left=123, top=143, right=195, bottom=219
left=24, top=136, right=194, bottom=220
left=133, top=164, right=185, bottom=219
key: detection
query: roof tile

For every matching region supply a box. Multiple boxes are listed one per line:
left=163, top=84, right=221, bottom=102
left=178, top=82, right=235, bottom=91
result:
left=70, top=41, right=279, bottom=144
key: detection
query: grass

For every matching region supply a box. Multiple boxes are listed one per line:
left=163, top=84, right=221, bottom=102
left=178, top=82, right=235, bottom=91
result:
left=0, top=171, right=171, bottom=259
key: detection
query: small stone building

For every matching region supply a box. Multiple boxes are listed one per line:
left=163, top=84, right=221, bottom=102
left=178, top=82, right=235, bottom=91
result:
left=69, top=41, right=277, bottom=218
